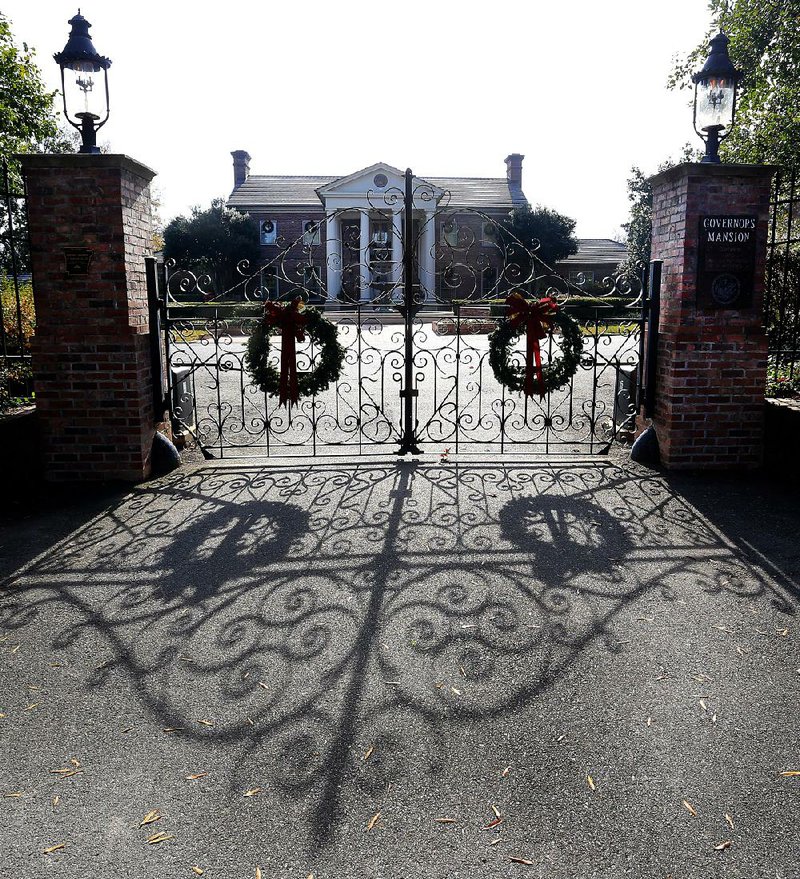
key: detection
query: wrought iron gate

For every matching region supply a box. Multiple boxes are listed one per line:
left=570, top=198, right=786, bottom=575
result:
left=150, top=169, right=656, bottom=458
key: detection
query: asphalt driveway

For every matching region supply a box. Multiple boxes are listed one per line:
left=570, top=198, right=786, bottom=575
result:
left=1, top=456, right=798, bottom=878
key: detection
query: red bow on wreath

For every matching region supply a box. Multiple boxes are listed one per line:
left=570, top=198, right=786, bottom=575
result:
left=263, top=297, right=306, bottom=407
left=506, top=292, right=558, bottom=398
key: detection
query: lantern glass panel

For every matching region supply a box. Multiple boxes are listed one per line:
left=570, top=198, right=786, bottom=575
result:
left=63, top=63, right=103, bottom=118
left=695, top=77, right=735, bottom=131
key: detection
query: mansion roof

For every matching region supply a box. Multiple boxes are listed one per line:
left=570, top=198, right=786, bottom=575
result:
left=560, top=238, right=627, bottom=265
left=228, top=174, right=528, bottom=211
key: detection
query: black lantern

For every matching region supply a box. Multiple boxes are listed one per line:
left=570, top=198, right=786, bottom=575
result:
left=54, top=11, right=111, bottom=155
left=691, top=32, right=742, bottom=164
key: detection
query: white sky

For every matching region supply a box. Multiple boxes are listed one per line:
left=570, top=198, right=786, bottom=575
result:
left=6, top=0, right=713, bottom=238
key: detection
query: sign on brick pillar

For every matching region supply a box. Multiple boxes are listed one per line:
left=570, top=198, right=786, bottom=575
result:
left=640, top=162, right=776, bottom=469
left=19, top=154, right=157, bottom=482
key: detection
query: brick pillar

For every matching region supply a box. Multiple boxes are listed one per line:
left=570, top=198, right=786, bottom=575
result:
left=19, top=154, right=157, bottom=482
left=644, top=162, right=775, bottom=469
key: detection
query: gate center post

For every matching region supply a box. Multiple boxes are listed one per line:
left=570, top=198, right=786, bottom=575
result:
left=397, top=167, right=420, bottom=455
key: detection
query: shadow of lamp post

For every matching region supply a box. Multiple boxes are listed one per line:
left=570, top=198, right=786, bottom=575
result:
left=692, top=32, right=743, bottom=164
left=53, top=11, right=112, bottom=155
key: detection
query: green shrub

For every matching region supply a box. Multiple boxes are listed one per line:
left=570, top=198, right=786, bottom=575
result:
left=1, top=278, right=35, bottom=410
left=1, top=277, right=35, bottom=353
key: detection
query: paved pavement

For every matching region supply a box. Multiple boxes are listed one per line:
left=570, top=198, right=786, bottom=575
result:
left=1, top=455, right=799, bottom=878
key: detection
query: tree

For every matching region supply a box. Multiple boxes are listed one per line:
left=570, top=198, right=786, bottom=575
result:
left=617, top=146, right=700, bottom=277
left=163, top=199, right=262, bottom=297
left=0, top=14, right=77, bottom=274
left=495, top=205, right=579, bottom=286
left=668, top=0, right=800, bottom=171
left=0, top=14, right=62, bottom=165
left=617, top=168, right=653, bottom=278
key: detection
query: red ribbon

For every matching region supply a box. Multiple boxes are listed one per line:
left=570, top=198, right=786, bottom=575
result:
left=264, top=297, right=306, bottom=407
left=505, top=293, right=558, bottom=398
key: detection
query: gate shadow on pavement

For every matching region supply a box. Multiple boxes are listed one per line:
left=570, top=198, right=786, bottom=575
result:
left=1, top=459, right=797, bottom=852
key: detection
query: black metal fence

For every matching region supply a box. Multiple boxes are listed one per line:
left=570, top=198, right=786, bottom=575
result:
left=765, top=168, right=800, bottom=396
left=156, top=169, right=653, bottom=459
left=0, top=159, right=34, bottom=409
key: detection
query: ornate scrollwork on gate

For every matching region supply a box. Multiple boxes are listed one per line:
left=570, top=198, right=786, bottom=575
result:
left=161, top=172, right=647, bottom=457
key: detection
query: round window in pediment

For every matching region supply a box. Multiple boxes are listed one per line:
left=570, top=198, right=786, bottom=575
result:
left=373, top=173, right=388, bottom=189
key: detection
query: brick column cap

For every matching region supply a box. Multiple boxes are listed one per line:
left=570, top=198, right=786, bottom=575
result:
left=17, top=152, right=156, bottom=182
left=648, top=161, right=777, bottom=188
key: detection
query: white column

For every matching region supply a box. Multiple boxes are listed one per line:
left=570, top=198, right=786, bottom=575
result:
left=359, top=209, right=371, bottom=301
left=325, top=212, right=342, bottom=300
left=391, top=208, right=403, bottom=299
left=420, top=210, right=436, bottom=301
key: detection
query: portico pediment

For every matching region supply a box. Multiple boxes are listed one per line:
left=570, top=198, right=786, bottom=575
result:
left=316, top=162, right=443, bottom=209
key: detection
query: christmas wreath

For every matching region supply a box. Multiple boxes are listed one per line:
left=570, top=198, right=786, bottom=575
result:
left=245, top=297, right=345, bottom=406
left=488, top=292, right=583, bottom=397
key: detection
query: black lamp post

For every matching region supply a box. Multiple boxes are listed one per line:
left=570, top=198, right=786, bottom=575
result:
left=54, top=11, right=111, bottom=155
left=692, top=32, right=742, bottom=164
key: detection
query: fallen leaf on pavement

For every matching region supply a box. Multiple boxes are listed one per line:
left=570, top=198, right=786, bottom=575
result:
left=147, top=832, right=174, bottom=844
left=191, top=869, right=204, bottom=876
left=502, top=766, right=511, bottom=777
left=163, top=728, right=184, bottom=733
left=509, top=856, right=535, bottom=865
left=258, top=682, right=269, bottom=690
left=139, top=810, right=161, bottom=827
left=779, top=770, right=800, bottom=777
left=70, top=759, right=81, bottom=768
left=714, top=840, right=732, bottom=851
left=725, top=813, right=735, bottom=830
left=52, top=796, right=59, bottom=807
left=186, top=773, right=208, bottom=780
left=682, top=800, right=697, bottom=817
left=484, top=817, right=504, bottom=829
left=491, top=804, right=501, bottom=819
left=24, top=703, right=39, bottom=711
left=51, top=769, right=81, bottom=779
left=4, top=792, right=23, bottom=798
left=647, top=717, right=653, bottom=727
left=243, top=787, right=262, bottom=797
left=196, top=719, right=215, bottom=727
left=586, top=775, right=596, bottom=791
left=434, top=817, right=456, bottom=823
left=366, top=811, right=381, bottom=831
left=699, top=699, right=708, bottom=712
left=43, top=843, right=67, bottom=854
left=363, top=746, right=374, bottom=761
left=256, top=868, right=263, bottom=879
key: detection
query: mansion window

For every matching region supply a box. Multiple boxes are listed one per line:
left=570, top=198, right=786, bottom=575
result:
left=481, top=266, right=498, bottom=296
left=370, top=220, right=392, bottom=285
left=260, top=219, right=277, bottom=245
left=302, top=264, right=322, bottom=293
left=568, top=270, right=595, bottom=285
left=302, top=220, right=321, bottom=247
left=261, top=267, right=279, bottom=298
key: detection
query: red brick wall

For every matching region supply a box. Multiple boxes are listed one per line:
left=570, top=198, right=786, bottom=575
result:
left=20, top=154, right=157, bottom=482
left=646, top=163, right=775, bottom=469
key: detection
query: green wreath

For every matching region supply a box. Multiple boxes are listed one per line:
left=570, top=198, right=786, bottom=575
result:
left=488, top=301, right=583, bottom=395
left=245, top=303, right=345, bottom=399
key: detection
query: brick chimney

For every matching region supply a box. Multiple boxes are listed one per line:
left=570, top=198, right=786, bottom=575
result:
left=231, top=150, right=251, bottom=189
left=505, top=153, right=524, bottom=189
